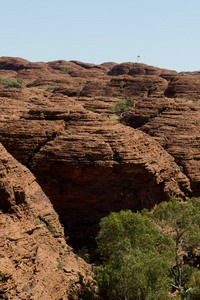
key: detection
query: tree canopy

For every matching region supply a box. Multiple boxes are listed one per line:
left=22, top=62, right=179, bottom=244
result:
left=95, top=198, right=200, bottom=300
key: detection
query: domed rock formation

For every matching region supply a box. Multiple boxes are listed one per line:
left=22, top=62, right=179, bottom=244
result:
left=122, top=93, right=200, bottom=195
left=2, top=57, right=200, bottom=247
left=0, top=73, right=191, bottom=246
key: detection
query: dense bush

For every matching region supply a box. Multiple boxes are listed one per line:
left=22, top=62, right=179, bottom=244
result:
left=95, top=198, right=200, bottom=300
left=114, top=98, right=134, bottom=117
left=0, top=78, right=23, bottom=88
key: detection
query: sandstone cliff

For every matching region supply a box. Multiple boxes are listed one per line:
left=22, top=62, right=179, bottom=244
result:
left=122, top=96, right=200, bottom=195
left=0, top=143, right=96, bottom=299
left=0, top=57, right=194, bottom=247
left=1, top=56, right=200, bottom=298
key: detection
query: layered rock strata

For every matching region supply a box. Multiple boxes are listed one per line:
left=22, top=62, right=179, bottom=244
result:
left=0, top=57, right=199, bottom=245
left=0, top=84, right=191, bottom=246
left=123, top=96, right=200, bottom=194
left=0, top=144, right=95, bottom=299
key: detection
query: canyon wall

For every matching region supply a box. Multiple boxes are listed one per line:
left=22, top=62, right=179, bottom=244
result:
left=1, top=57, right=200, bottom=246
left=0, top=143, right=96, bottom=299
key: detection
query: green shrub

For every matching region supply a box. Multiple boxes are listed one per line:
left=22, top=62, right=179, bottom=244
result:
left=60, top=67, right=71, bottom=73
left=45, top=85, right=56, bottom=91
left=114, top=97, right=134, bottom=117
left=84, top=106, right=95, bottom=112
left=0, top=78, right=23, bottom=88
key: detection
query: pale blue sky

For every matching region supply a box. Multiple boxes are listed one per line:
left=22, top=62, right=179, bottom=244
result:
left=1, top=0, right=199, bottom=71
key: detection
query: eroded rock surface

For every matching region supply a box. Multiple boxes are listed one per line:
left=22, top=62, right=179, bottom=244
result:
left=1, top=56, right=200, bottom=246
left=0, top=144, right=95, bottom=299
left=123, top=95, right=200, bottom=195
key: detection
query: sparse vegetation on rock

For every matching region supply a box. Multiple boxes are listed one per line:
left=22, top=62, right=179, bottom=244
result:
left=0, top=78, right=23, bottom=88
left=114, top=97, right=135, bottom=117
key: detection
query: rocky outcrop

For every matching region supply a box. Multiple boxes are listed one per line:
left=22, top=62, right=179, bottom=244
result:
left=164, top=73, right=200, bottom=99
left=123, top=96, right=200, bottom=195
left=31, top=117, right=191, bottom=245
left=108, top=62, right=177, bottom=77
left=0, top=83, right=191, bottom=246
left=2, top=56, right=200, bottom=247
left=0, top=144, right=96, bottom=299
left=0, top=57, right=29, bottom=71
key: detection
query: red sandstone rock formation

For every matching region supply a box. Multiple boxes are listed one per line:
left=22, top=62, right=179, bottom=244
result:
left=2, top=57, right=200, bottom=247
left=108, top=62, right=177, bottom=77
left=0, top=143, right=96, bottom=299
left=0, top=57, right=29, bottom=71
left=123, top=96, right=200, bottom=194
left=0, top=69, right=191, bottom=247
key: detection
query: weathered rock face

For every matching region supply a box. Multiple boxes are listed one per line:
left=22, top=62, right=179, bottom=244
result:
left=164, top=73, right=200, bottom=99
left=108, top=62, right=177, bottom=77
left=123, top=96, right=200, bottom=195
left=31, top=119, right=190, bottom=245
left=1, top=56, right=200, bottom=247
left=0, top=144, right=95, bottom=299
left=0, top=57, right=29, bottom=71
left=0, top=82, right=191, bottom=247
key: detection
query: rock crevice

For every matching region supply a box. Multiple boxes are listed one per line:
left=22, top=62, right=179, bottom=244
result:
left=0, top=143, right=96, bottom=299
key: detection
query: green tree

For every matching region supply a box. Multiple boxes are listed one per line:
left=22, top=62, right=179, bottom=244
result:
left=96, top=198, right=200, bottom=300
left=150, top=198, right=200, bottom=299
left=96, top=210, right=174, bottom=300
left=114, top=98, right=134, bottom=117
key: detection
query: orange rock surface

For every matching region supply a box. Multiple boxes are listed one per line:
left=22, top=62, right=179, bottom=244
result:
left=0, top=143, right=96, bottom=299
left=0, top=57, right=194, bottom=246
left=1, top=56, right=200, bottom=297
